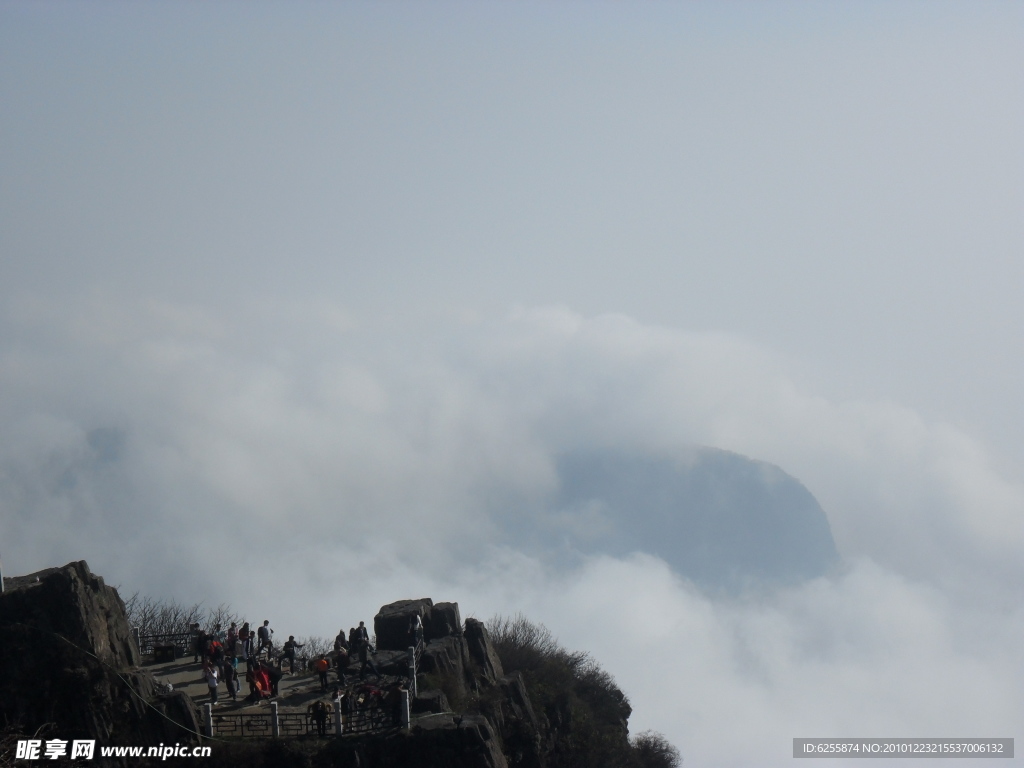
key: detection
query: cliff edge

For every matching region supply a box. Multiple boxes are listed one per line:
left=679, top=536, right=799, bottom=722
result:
left=1, top=563, right=674, bottom=768
left=0, top=562, right=199, bottom=755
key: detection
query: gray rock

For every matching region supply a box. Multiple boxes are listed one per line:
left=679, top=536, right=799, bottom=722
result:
left=464, top=618, right=504, bottom=684
left=413, top=688, right=450, bottom=714
left=0, top=561, right=202, bottom=749
left=375, top=597, right=465, bottom=651
left=2, top=571, right=672, bottom=768
left=430, top=601, right=463, bottom=640
left=420, top=636, right=470, bottom=684
left=374, top=598, right=433, bottom=651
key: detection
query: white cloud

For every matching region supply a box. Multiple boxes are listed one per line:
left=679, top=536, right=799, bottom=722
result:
left=454, top=553, right=1022, bottom=768
left=0, top=296, right=1020, bottom=766
left=464, top=308, right=1024, bottom=594
left=3, top=296, right=1021, bottom=584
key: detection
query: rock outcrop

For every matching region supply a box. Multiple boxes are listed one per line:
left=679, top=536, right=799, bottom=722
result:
left=0, top=561, right=200, bottom=752
left=374, top=598, right=463, bottom=651
left=3, top=564, right=660, bottom=767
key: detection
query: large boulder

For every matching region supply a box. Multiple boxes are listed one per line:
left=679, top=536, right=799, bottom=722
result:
left=374, top=598, right=465, bottom=651
left=374, top=598, right=433, bottom=651
left=429, top=601, right=463, bottom=641
left=419, top=636, right=470, bottom=684
left=1, top=560, right=139, bottom=668
left=0, top=561, right=201, bottom=749
left=464, top=618, right=504, bottom=683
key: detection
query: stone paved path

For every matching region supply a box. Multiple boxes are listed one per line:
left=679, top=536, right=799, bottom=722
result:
left=142, top=654, right=363, bottom=714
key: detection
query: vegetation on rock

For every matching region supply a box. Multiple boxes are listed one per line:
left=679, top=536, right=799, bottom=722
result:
left=488, top=614, right=680, bottom=768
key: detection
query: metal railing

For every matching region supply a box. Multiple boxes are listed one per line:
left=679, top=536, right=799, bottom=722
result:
left=207, top=702, right=398, bottom=739
left=137, top=631, right=192, bottom=656
left=342, top=699, right=399, bottom=735
left=210, top=712, right=342, bottom=738
left=211, top=713, right=275, bottom=738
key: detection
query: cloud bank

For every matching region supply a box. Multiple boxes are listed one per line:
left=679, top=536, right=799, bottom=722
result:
left=1, top=294, right=1020, bottom=766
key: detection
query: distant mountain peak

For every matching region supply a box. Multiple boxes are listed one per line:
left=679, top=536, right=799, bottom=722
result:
left=518, top=446, right=839, bottom=589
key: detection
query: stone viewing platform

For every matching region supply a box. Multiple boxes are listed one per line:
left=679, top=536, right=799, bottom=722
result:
left=143, top=654, right=328, bottom=714
left=139, top=597, right=479, bottom=721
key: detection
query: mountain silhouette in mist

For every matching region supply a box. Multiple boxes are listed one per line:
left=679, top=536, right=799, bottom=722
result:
left=526, top=447, right=839, bottom=589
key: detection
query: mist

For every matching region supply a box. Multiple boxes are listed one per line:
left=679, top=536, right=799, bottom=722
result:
left=2, top=2, right=1021, bottom=765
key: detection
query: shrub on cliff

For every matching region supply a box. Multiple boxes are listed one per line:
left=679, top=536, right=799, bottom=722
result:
left=631, top=730, right=682, bottom=768
left=488, top=614, right=680, bottom=768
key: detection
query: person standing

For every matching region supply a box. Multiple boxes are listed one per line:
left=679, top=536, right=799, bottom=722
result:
left=221, top=659, right=238, bottom=701
left=334, top=629, right=350, bottom=655
left=410, top=613, right=424, bottom=649
left=354, top=621, right=369, bottom=650
left=191, top=623, right=206, bottom=663
left=226, top=622, right=239, bottom=669
left=203, top=660, right=219, bottom=705
left=354, top=621, right=379, bottom=679
left=314, top=654, right=331, bottom=691
left=308, top=700, right=331, bottom=737
left=333, top=631, right=350, bottom=685
left=238, top=622, right=252, bottom=662
left=277, top=636, right=304, bottom=674
left=257, top=620, right=274, bottom=659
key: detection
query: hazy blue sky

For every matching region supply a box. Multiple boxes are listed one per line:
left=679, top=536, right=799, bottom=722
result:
left=1, top=3, right=1021, bottom=765
left=3, top=1, right=1022, bottom=463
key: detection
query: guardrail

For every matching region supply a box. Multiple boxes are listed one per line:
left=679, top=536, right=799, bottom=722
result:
left=136, top=631, right=192, bottom=656
left=342, top=698, right=400, bottom=735
left=210, top=711, right=340, bottom=738
left=204, top=695, right=405, bottom=740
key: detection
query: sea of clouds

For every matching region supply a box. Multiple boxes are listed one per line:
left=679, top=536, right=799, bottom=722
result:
left=2, top=293, right=1021, bottom=766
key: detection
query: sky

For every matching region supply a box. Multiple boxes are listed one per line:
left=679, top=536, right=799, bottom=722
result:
left=1, top=2, right=1022, bottom=766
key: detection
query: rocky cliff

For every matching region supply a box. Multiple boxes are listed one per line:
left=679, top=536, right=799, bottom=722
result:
left=1, top=564, right=671, bottom=768
left=0, top=562, right=200, bottom=752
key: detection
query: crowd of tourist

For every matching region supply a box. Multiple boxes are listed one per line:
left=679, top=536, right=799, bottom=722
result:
left=161, top=613, right=427, bottom=738
left=190, top=616, right=398, bottom=707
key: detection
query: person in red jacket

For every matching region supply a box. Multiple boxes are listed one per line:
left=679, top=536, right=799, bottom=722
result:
left=246, top=660, right=272, bottom=701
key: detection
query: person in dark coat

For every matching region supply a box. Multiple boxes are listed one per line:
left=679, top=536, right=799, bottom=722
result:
left=221, top=660, right=238, bottom=701
left=277, top=635, right=304, bottom=674
left=308, top=700, right=331, bottom=737
left=191, top=623, right=206, bottom=663
left=354, top=621, right=379, bottom=679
